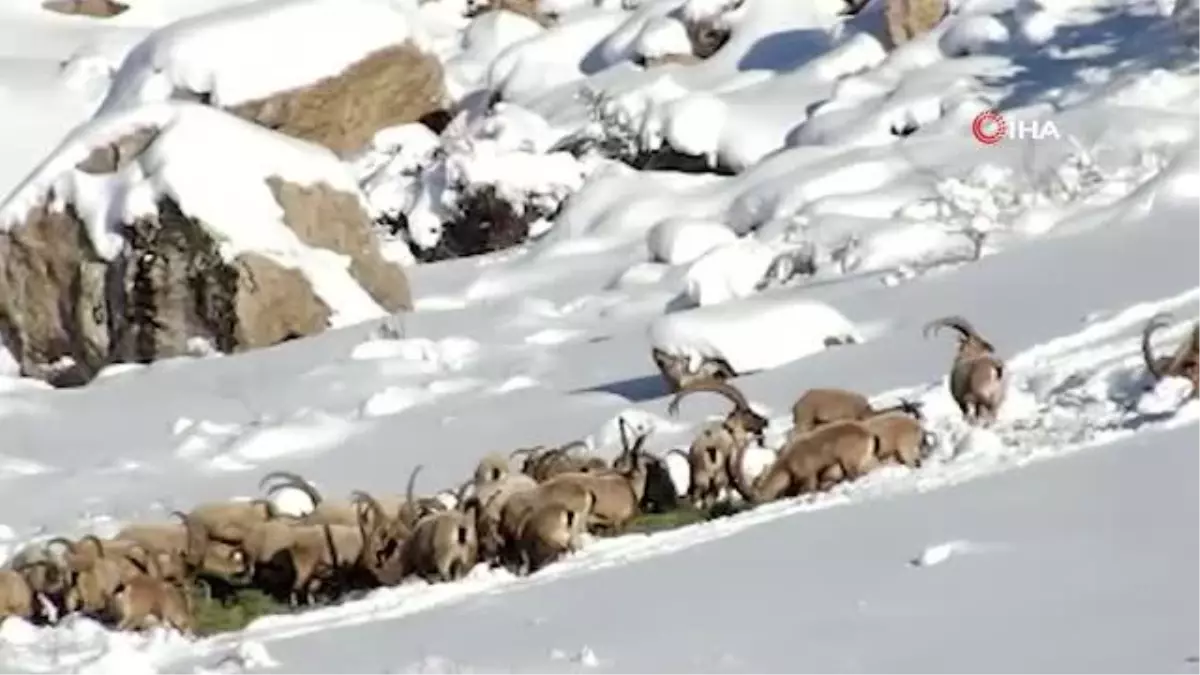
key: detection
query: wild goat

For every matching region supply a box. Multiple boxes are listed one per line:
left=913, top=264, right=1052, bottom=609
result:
left=51, top=536, right=153, bottom=617
left=514, top=489, right=596, bottom=574
left=857, top=400, right=935, bottom=469
left=260, top=471, right=364, bottom=528
left=668, top=380, right=769, bottom=445
left=727, top=420, right=880, bottom=504
left=651, top=347, right=737, bottom=394
left=666, top=380, right=768, bottom=508
left=185, top=497, right=276, bottom=545
left=790, top=387, right=936, bottom=439
left=400, top=465, right=480, bottom=583
left=511, top=442, right=608, bottom=482
left=239, top=491, right=402, bottom=604
left=529, top=433, right=655, bottom=536
left=466, top=453, right=538, bottom=562
left=1141, top=313, right=1199, bottom=397
left=494, top=476, right=596, bottom=573
left=924, top=315, right=1007, bottom=426
left=0, top=568, right=36, bottom=622
left=104, top=544, right=194, bottom=634
left=5, top=542, right=71, bottom=621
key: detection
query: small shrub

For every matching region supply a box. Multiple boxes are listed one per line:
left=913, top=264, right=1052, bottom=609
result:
left=192, top=586, right=289, bottom=637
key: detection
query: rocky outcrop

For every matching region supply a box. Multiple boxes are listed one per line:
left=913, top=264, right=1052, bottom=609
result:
left=0, top=197, right=334, bottom=386
left=96, top=0, right=449, bottom=158
left=0, top=108, right=410, bottom=387
left=267, top=178, right=410, bottom=311
left=226, top=43, right=446, bottom=157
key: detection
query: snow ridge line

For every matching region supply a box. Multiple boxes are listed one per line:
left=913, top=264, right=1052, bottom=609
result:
left=87, top=287, right=1200, bottom=668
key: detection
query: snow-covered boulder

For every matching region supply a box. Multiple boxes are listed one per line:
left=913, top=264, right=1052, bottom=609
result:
left=649, top=294, right=862, bottom=373
left=0, top=102, right=409, bottom=387
left=682, top=237, right=777, bottom=307
left=97, top=0, right=447, bottom=157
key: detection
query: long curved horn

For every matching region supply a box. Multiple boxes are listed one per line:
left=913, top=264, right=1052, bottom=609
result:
left=405, top=465, right=425, bottom=507
left=172, top=510, right=207, bottom=568
left=44, top=537, right=77, bottom=556
left=258, top=469, right=308, bottom=491
left=350, top=490, right=389, bottom=529
left=509, top=446, right=543, bottom=459
left=1141, top=312, right=1173, bottom=378
left=922, top=315, right=978, bottom=342
left=79, top=535, right=106, bottom=559
left=262, top=471, right=324, bottom=506
left=122, top=542, right=159, bottom=578
left=453, top=479, right=474, bottom=507
left=556, top=440, right=589, bottom=455
left=668, top=380, right=752, bottom=416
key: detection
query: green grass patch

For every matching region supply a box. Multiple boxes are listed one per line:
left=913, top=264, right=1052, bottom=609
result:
left=624, top=500, right=751, bottom=535
left=191, top=586, right=289, bottom=637
left=187, top=501, right=753, bottom=637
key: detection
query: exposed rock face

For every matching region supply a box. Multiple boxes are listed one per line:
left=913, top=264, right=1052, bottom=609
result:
left=227, top=44, right=446, bottom=157
left=268, top=178, right=410, bottom=312
left=0, top=122, right=407, bottom=387
left=884, top=0, right=947, bottom=49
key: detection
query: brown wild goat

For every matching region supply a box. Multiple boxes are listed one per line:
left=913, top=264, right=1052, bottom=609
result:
left=727, top=420, right=880, bottom=504
left=924, top=315, right=1006, bottom=426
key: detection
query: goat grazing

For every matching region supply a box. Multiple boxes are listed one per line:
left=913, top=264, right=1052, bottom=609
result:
left=728, top=421, right=880, bottom=504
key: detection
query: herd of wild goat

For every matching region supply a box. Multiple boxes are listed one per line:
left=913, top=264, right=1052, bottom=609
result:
left=1, top=313, right=1196, bottom=636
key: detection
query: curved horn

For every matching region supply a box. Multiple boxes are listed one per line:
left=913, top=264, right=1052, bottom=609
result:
left=922, top=315, right=977, bottom=341
left=350, top=490, right=389, bottom=529
left=258, top=469, right=308, bottom=491
left=44, top=537, right=77, bottom=556
left=1141, top=312, right=1173, bottom=379
left=79, top=535, right=107, bottom=559
left=453, top=479, right=474, bottom=507
left=405, top=464, right=424, bottom=507
left=262, top=471, right=324, bottom=506
left=509, top=446, right=543, bottom=459
left=618, top=417, right=634, bottom=455
left=557, top=440, right=589, bottom=455
left=668, top=379, right=752, bottom=417
left=122, top=542, right=160, bottom=578
left=667, top=448, right=690, bottom=462
left=172, top=510, right=207, bottom=568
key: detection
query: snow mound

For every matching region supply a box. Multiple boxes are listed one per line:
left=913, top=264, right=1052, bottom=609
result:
left=647, top=217, right=737, bottom=265
left=0, top=101, right=386, bottom=327
left=648, top=294, right=862, bottom=373
left=96, top=0, right=428, bottom=114
left=1136, top=376, right=1196, bottom=416
left=682, top=236, right=778, bottom=306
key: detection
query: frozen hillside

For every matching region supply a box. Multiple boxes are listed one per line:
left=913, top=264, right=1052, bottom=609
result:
left=0, top=0, right=1197, bottom=672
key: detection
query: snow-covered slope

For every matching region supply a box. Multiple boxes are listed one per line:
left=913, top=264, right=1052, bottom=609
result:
left=0, top=0, right=1196, bottom=672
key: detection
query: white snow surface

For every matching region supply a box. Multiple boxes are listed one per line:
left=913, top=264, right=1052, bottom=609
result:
left=0, top=0, right=1198, bottom=671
